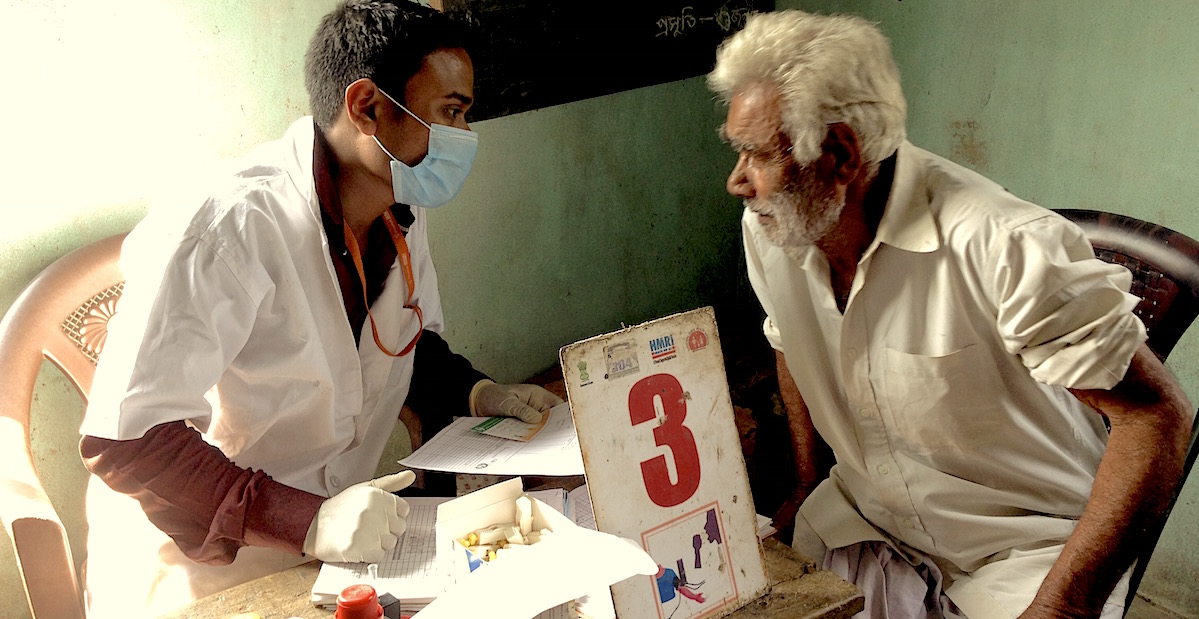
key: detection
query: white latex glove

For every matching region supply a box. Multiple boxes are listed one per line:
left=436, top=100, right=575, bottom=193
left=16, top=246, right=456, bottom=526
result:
left=303, top=470, right=416, bottom=563
left=469, top=379, right=565, bottom=424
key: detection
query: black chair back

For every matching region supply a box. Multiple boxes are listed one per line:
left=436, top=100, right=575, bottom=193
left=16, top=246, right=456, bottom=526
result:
left=1057, top=209, right=1199, bottom=613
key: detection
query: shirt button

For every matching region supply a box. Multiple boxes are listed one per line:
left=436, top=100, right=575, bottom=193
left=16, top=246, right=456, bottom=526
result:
left=859, top=408, right=871, bottom=418
left=876, top=464, right=890, bottom=476
left=330, top=476, right=342, bottom=489
left=847, top=348, right=857, bottom=356
left=903, top=518, right=915, bottom=529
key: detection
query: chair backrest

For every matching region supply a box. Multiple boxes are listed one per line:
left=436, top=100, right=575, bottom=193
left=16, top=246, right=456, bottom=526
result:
left=0, top=233, right=127, bottom=619
left=1055, top=209, right=1199, bottom=613
left=1057, top=209, right=1199, bottom=359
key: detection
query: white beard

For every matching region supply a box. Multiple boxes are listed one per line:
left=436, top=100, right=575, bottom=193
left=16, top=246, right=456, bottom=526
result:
left=744, top=169, right=844, bottom=258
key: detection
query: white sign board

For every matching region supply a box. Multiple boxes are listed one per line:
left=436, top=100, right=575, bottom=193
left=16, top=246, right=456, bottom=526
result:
left=559, top=307, right=769, bottom=619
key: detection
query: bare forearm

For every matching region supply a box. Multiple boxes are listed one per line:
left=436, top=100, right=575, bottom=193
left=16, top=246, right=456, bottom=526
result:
left=1026, top=346, right=1193, bottom=617
left=776, top=351, right=830, bottom=496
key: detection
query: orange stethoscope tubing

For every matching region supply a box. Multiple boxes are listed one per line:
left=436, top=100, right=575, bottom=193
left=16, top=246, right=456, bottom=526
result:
left=342, top=209, right=423, bottom=356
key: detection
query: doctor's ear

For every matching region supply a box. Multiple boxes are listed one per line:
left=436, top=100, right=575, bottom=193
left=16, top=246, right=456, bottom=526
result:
left=344, top=78, right=383, bottom=136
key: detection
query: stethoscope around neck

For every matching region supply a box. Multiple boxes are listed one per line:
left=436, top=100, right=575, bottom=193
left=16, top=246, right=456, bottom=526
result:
left=342, top=210, right=422, bottom=357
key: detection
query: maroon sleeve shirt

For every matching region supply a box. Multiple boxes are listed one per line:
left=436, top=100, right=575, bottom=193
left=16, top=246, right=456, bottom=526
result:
left=80, top=422, right=324, bottom=564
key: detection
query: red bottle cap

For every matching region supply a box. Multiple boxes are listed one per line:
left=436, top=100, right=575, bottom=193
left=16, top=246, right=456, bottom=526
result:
left=335, top=584, right=384, bottom=619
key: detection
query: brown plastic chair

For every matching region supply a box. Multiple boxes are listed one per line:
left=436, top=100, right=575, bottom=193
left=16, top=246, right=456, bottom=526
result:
left=0, top=233, right=126, bottom=619
left=0, top=232, right=425, bottom=618
left=1056, top=209, right=1199, bottom=613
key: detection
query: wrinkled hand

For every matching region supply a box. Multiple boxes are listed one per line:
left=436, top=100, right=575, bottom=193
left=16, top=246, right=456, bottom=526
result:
left=470, top=379, right=565, bottom=424
left=771, top=496, right=802, bottom=546
left=303, top=470, right=416, bottom=563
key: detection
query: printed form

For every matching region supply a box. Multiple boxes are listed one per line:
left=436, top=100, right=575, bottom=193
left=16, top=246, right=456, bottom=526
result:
left=399, top=402, right=584, bottom=476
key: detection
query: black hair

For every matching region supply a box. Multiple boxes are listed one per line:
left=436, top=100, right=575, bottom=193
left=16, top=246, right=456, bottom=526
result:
left=304, top=1, right=472, bottom=130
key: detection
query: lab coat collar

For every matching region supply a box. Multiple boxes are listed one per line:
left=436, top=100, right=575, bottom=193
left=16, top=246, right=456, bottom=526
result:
left=312, top=121, right=346, bottom=227
left=279, top=117, right=321, bottom=223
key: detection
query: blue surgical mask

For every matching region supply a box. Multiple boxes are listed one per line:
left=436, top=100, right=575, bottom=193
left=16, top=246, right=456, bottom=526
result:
left=373, top=88, right=478, bottom=208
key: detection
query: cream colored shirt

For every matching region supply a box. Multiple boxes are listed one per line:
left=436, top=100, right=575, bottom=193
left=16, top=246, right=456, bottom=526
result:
left=744, top=142, right=1144, bottom=610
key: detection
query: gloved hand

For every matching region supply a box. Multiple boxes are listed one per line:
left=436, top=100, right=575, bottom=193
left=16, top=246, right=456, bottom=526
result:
left=303, top=470, right=416, bottom=563
left=469, top=379, right=565, bottom=424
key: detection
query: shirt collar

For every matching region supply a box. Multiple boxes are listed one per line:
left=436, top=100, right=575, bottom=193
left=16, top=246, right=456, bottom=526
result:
left=869, top=140, right=940, bottom=256
left=312, top=121, right=345, bottom=227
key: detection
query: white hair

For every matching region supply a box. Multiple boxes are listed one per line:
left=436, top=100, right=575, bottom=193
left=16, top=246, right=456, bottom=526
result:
left=708, top=10, right=907, bottom=166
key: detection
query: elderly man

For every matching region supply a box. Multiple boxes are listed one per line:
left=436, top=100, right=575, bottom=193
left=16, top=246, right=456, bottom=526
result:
left=709, top=9, right=1192, bottom=619
left=77, top=2, right=560, bottom=617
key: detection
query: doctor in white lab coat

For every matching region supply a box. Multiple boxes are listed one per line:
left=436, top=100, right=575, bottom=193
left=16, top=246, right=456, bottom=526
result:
left=78, top=3, right=560, bottom=617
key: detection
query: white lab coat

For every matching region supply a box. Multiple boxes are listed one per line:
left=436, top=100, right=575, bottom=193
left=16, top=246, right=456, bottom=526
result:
left=80, top=118, right=445, bottom=618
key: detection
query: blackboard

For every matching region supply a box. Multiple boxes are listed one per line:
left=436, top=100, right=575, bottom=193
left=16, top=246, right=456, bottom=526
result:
left=439, top=0, right=775, bottom=121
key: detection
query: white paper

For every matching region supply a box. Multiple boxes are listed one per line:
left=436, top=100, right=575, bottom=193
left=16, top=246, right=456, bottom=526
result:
left=311, top=485, right=632, bottom=619
left=525, top=485, right=596, bottom=531
left=525, top=487, right=567, bottom=515
left=415, top=524, right=657, bottom=619
left=567, top=485, right=597, bottom=531
left=424, top=479, right=635, bottom=619
left=311, top=497, right=450, bottom=610
left=399, top=402, right=584, bottom=476
left=757, top=513, right=777, bottom=540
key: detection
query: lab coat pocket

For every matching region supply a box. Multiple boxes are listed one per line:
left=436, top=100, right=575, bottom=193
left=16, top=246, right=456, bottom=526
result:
left=881, top=344, right=1004, bottom=458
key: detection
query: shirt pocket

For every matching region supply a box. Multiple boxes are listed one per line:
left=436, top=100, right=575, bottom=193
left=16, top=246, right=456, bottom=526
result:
left=881, top=344, right=1006, bottom=458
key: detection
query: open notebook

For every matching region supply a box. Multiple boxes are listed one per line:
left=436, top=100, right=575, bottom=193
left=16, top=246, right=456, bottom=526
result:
left=310, top=497, right=449, bottom=614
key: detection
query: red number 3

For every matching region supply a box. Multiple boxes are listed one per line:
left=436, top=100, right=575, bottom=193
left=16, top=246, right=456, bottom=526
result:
left=628, top=373, right=701, bottom=507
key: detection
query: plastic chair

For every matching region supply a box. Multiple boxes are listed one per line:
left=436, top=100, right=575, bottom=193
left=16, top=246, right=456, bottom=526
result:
left=0, top=232, right=425, bottom=618
left=0, top=233, right=126, bottom=619
left=1056, top=209, right=1199, bottom=613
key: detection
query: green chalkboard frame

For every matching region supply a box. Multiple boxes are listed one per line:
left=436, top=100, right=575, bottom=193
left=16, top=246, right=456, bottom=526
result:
left=440, top=0, right=774, bottom=121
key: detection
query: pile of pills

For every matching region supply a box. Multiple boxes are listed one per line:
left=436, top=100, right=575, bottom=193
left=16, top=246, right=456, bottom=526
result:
left=456, top=496, right=551, bottom=562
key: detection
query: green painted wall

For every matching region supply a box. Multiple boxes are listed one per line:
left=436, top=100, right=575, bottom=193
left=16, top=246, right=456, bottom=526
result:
left=431, top=80, right=746, bottom=381
left=783, top=1, right=1199, bottom=615
left=0, top=1, right=748, bottom=617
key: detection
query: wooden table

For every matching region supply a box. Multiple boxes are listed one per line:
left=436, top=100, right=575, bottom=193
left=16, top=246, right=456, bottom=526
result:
left=167, top=537, right=862, bottom=619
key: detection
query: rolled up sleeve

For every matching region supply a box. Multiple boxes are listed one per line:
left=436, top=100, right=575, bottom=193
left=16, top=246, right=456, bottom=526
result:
left=990, top=216, right=1146, bottom=390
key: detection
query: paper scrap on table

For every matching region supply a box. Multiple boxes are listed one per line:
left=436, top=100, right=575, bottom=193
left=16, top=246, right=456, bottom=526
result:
left=757, top=513, right=777, bottom=540
left=399, top=402, right=584, bottom=476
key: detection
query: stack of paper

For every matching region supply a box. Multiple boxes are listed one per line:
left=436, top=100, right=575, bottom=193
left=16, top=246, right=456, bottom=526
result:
left=757, top=513, right=778, bottom=540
